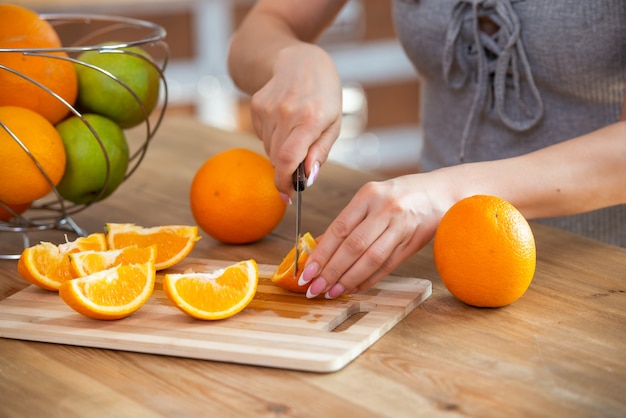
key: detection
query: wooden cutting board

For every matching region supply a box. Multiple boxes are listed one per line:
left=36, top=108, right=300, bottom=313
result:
left=0, top=258, right=431, bottom=373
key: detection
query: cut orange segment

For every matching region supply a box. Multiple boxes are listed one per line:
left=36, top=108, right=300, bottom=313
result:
left=163, top=259, right=258, bottom=320
left=69, top=245, right=157, bottom=278
left=105, top=223, right=200, bottom=270
left=59, top=261, right=156, bottom=320
left=17, top=233, right=107, bottom=291
left=270, top=232, right=317, bottom=293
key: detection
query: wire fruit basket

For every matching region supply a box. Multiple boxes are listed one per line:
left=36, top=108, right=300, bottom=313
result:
left=0, top=14, right=169, bottom=259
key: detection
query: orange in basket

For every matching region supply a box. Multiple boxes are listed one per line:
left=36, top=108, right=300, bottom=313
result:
left=0, top=4, right=61, bottom=46
left=0, top=106, right=67, bottom=205
left=0, top=202, right=31, bottom=222
left=0, top=4, right=78, bottom=124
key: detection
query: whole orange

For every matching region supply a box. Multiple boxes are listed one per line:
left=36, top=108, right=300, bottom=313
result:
left=0, top=4, right=61, bottom=46
left=0, top=202, right=31, bottom=222
left=0, top=4, right=77, bottom=124
left=0, top=106, right=67, bottom=204
left=190, top=148, right=287, bottom=244
left=433, top=195, right=536, bottom=308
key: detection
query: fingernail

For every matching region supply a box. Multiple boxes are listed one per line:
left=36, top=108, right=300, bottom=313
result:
left=306, top=161, right=319, bottom=188
left=279, top=193, right=292, bottom=205
left=325, top=283, right=345, bottom=299
left=306, top=277, right=327, bottom=299
left=298, top=262, right=319, bottom=286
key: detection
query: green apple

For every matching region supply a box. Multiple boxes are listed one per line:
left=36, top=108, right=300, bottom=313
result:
left=55, top=114, right=129, bottom=205
left=75, top=43, right=160, bottom=129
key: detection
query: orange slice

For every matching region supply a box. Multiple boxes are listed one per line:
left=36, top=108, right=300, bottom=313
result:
left=163, top=259, right=258, bottom=320
left=105, top=223, right=200, bottom=270
left=270, top=232, right=317, bottom=293
left=69, top=245, right=157, bottom=278
left=17, top=233, right=107, bottom=291
left=59, top=261, right=156, bottom=320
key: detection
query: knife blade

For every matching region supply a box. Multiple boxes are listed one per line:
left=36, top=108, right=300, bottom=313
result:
left=292, top=162, right=306, bottom=278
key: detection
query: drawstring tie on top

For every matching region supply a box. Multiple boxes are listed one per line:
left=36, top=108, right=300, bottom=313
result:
left=442, top=0, right=543, bottom=162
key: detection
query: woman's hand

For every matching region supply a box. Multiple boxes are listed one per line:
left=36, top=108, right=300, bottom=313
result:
left=300, top=116, right=626, bottom=298
left=250, top=43, right=343, bottom=197
left=299, top=172, right=454, bottom=299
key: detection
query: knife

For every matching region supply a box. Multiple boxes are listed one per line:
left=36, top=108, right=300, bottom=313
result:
left=292, top=162, right=306, bottom=278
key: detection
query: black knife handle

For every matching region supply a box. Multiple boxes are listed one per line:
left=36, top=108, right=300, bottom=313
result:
left=292, top=163, right=306, bottom=192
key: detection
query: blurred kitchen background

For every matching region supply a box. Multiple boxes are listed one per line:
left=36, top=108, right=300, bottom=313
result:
left=24, top=0, right=423, bottom=177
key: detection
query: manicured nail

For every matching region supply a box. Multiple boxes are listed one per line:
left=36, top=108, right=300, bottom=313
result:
left=280, top=193, right=292, bottom=205
left=298, top=262, right=319, bottom=286
left=306, top=161, right=319, bottom=188
left=325, top=283, right=346, bottom=299
left=306, top=277, right=327, bottom=299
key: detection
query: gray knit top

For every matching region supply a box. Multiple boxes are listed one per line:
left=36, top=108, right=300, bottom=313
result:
left=392, top=0, right=626, bottom=247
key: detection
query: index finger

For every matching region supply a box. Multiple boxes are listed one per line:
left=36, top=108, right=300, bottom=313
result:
left=300, top=194, right=369, bottom=284
left=272, top=123, right=322, bottom=195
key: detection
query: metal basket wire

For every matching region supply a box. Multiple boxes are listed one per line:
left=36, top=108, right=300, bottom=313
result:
left=0, top=14, right=170, bottom=259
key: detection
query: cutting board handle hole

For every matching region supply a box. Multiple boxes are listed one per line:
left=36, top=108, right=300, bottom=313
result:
left=331, top=302, right=374, bottom=332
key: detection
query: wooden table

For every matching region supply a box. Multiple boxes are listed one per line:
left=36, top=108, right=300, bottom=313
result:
left=1, top=116, right=625, bottom=417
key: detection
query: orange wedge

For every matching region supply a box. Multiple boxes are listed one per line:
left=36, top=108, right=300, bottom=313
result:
left=163, top=259, right=258, bottom=320
left=59, top=261, right=156, bottom=320
left=69, top=245, right=157, bottom=278
left=270, top=232, right=317, bottom=293
left=17, top=233, right=107, bottom=291
left=105, top=223, right=200, bottom=270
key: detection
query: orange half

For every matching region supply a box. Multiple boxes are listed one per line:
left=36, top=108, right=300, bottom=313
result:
left=59, top=261, right=156, bottom=320
left=17, top=233, right=107, bottom=291
left=163, top=259, right=258, bottom=320
left=105, top=223, right=200, bottom=270
left=270, top=232, right=317, bottom=293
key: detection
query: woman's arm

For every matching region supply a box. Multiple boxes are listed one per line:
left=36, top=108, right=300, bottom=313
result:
left=302, top=119, right=626, bottom=299
left=227, top=0, right=349, bottom=196
left=228, top=0, right=347, bottom=94
left=444, top=120, right=626, bottom=220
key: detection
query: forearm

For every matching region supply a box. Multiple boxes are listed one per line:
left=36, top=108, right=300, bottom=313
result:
left=228, top=11, right=298, bottom=94
left=228, top=0, right=347, bottom=95
left=436, top=121, right=626, bottom=219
